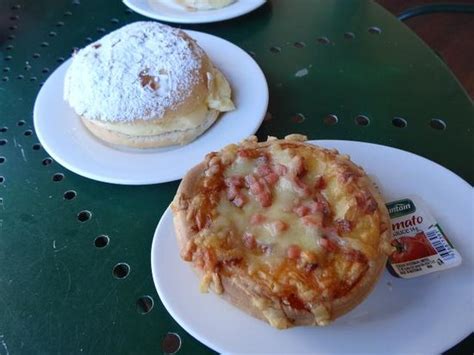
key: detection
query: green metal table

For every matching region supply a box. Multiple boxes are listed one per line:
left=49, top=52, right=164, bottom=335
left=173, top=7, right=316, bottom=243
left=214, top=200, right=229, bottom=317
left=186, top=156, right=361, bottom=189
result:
left=0, top=0, right=472, bottom=353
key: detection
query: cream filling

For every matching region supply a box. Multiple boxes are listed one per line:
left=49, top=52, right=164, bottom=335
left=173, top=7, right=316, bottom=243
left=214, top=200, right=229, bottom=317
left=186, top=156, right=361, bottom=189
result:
left=89, top=66, right=234, bottom=137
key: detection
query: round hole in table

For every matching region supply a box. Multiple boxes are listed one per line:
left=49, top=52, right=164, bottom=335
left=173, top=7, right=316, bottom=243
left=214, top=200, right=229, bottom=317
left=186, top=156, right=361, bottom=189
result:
left=317, top=36, right=330, bottom=45
left=430, top=118, right=447, bottom=130
left=270, top=46, right=281, bottom=53
left=0, top=127, right=7, bottom=132
left=0, top=157, right=5, bottom=164
left=392, top=117, right=407, bottom=128
left=323, top=114, right=338, bottom=126
left=136, top=296, right=154, bottom=315
left=42, top=157, right=53, bottom=166
left=63, top=190, right=77, bottom=200
left=355, top=115, right=370, bottom=126
left=368, top=26, right=382, bottom=34
left=52, top=173, right=64, bottom=182
left=113, top=263, right=130, bottom=279
left=77, top=210, right=91, bottom=222
left=291, top=113, right=306, bottom=123
left=94, top=235, right=109, bottom=248
left=162, top=332, right=182, bottom=354
left=344, top=32, right=355, bottom=39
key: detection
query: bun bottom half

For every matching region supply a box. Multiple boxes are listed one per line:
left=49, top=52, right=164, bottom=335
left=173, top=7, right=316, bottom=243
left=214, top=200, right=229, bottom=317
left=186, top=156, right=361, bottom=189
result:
left=81, top=110, right=219, bottom=149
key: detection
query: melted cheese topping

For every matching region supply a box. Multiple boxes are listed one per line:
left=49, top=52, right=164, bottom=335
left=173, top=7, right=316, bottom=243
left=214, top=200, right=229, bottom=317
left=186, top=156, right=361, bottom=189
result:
left=175, top=137, right=389, bottom=328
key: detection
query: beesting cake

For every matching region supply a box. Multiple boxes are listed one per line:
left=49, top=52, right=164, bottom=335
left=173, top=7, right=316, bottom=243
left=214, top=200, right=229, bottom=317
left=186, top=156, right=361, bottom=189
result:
left=64, top=21, right=235, bottom=148
left=172, top=135, right=393, bottom=329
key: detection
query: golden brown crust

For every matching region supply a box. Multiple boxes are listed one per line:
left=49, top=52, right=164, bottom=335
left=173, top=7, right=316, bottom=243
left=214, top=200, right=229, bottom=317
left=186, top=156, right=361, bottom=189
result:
left=172, top=136, right=392, bottom=328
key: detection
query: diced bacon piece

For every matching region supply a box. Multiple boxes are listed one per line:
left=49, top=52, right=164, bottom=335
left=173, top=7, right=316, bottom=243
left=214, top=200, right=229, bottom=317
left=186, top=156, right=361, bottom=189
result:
left=289, top=155, right=306, bottom=176
left=343, top=249, right=367, bottom=263
left=256, top=154, right=269, bottom=164
left=293, top=204, right=310, bottom=217
left=266, top=220, right=288, bottom=236
left=314, top=175, right=326, bottom=190
left=256, top=163, right=279, bottom=186
left=274, top=164, right=288, bottom=176
left=250, top=213, right=266, bottom=225
left=293, top=201, right=320, bottom=217
left=237, top=149, right=259, bottom=159
left=274, top=220, right=288, bottom=232
left=256, top=164, right=272, bottom=176
left=225, top=176, right=247, bottom=207
left=259, top=243, right=273, bottom=255
left=314, top=192, right=330, bottom=215
left=232, top=194, right=246, bottom=207
left=264, top=172, right=279, bottom=185
left=242, top=232, right=257, bottom=249
left=293, top=176, right=311, bottom=196
left=287, top=245, right=301, bottom=259
left=301, top=214, right=324, bottom=228
left=320, top=237, right=338, bottom=252
left=335, top=218, right=352, bottom=234
left=225, top=176, right=245, bottom=188
left=339, top=168, right=360, bottom=183
left=257, top=190, right=272, bottom=207
left=226, top=185, right=238, bottom=200
left=355, top=192, right=378, bottom=214
left=246, top=175, right=261, bottom=194
left=245, top=175, right=273, bottom=207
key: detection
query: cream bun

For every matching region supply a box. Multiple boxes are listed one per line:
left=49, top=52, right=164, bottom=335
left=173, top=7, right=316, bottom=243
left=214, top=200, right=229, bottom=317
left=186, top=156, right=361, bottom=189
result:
left=64, top=21, right=235, bottom=148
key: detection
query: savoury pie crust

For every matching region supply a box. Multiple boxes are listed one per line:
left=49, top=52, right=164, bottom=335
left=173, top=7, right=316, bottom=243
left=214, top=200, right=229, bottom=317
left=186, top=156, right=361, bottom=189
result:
left=172, top=135, right=392, bottom=328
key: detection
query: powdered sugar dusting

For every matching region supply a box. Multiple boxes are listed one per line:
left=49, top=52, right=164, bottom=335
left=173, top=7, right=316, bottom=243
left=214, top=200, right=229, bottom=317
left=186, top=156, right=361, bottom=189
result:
left=64, top=22, right=204, bottom=122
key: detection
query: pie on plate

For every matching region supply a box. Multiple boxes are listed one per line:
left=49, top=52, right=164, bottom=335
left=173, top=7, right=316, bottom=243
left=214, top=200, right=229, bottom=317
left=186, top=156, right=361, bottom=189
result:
left=172, top=135, right=393, bottom=328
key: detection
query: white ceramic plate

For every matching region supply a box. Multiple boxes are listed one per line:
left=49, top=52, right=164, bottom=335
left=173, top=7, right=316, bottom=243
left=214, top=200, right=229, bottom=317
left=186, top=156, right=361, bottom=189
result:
left=123, top=0, right=266, bottom=24
left=33, top=30, right=268, bottom=185
left=151, top=140, right=473, bottom=354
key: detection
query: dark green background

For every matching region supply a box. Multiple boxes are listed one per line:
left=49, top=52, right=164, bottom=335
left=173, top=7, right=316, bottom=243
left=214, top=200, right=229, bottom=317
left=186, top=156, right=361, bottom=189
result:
left=0, top=0, right=472, bottom=353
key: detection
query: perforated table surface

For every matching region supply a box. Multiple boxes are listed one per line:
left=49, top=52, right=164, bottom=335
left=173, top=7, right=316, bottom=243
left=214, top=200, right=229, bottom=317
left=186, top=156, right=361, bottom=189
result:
left=0, top=0, right=472, bottom=354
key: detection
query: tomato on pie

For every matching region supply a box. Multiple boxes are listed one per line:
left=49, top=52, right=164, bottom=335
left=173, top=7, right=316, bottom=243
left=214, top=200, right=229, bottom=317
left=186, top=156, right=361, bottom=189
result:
left=172, top=135, right=392, bottom=329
